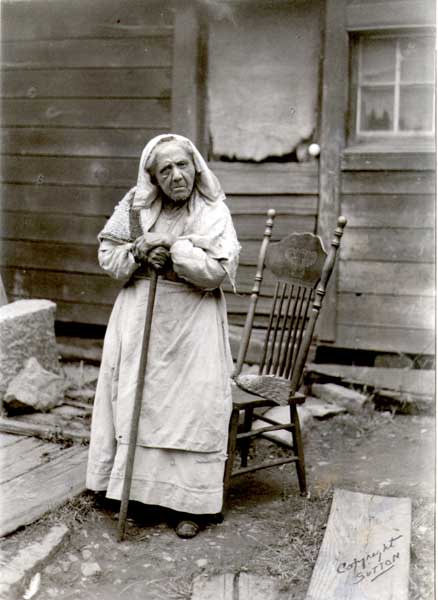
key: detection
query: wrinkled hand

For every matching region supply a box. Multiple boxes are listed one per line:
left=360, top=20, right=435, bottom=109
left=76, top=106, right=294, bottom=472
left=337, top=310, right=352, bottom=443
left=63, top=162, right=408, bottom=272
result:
left=132, top=233, right=176, bottom=263
left=147, top=246, right=171, bottom=271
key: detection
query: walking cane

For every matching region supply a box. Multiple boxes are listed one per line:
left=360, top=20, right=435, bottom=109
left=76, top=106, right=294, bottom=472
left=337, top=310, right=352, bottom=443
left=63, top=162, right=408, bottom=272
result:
left=117, top=268, right=159, bottom=542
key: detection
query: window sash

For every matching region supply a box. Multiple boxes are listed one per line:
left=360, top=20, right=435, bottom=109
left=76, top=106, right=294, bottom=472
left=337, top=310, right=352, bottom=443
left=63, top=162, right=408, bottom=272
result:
left=356, top=33, right=435, bottom=136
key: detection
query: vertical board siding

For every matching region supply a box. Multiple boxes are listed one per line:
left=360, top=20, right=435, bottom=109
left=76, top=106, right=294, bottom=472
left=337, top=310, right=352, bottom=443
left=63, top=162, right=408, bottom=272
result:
left=338, top=170, right=435, bottom=355
left=0, top=0, right=174, bottom=323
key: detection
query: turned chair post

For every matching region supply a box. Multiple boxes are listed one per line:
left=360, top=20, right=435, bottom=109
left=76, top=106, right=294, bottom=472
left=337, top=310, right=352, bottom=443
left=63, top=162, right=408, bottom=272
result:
left=233, top=209, right=276, bottom=378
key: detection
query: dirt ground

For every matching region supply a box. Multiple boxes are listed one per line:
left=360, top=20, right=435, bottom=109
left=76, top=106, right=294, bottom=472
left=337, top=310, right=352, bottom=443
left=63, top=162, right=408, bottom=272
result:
left=2, top=406, right=434, bottom=600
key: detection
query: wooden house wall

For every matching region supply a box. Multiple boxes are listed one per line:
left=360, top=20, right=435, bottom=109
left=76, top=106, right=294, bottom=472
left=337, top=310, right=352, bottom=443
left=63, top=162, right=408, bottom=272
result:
left=212, top=163, right=319, bottom=328
left=0, top=0, right=173, bottom=324
left=337, top=158, right=435, bottom=355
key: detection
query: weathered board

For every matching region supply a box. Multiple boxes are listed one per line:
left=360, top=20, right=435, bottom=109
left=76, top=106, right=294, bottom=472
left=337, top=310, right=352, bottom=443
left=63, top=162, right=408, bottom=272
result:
left=307, top=363, right=434, bottom=397
left=305, top=489, right=411, bottom=600
left=0, top=0, right=174, bottom=330
left=191, top=573, right=282, bottom=600
left=0, top=438, right=88, bottom=537
left=341, top=194, right=436, bottom=229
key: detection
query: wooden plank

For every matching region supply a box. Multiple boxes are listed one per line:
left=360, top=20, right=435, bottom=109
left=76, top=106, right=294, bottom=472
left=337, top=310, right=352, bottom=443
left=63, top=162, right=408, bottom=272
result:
left=191, top=574, right=235, bottom=600
left=1, top=212, right=104, bottom=244
left=1, top=0, right=173, bottom=41
left=171, top=2, right=204, bottom=146
left=0, top=433, right=24, bottom=448
left=1, top=127, right=167, bottom=158
left=316, top=0, right=348, bottom=342
left=342, top=151, right=436, bottom=171
left=1, top=37, right=172, bottom=68
left=0, top=184, right=121, bottom=216
left=0, top=417, right=90, bottom=444
left=51, top=300, right=112, bottom=325
left=0, top=185, right=318, bottom=217
left=1, top=99, right=170, bottom=128
left=335, top=323, right=435, bottom=354
left=209, top=162, right=318, bottom=195
left=346, top=0, right=436, bottom=31
left=339, top=261, right=435, bottom=296
left=0, top=436, right=64, bottom=485
left=338, top=293, right=435, bottom=331
left=307, top=364, right=435, bottom=397
left=234, top=214, right=315, bottom=241
left=340, top=228, right=435, bottom=263
left=1, top=68, right=171, bottom=99
left=342, top=171, right=436, bottom=195
left=226, top=195, right=318, bottom=216
left=0, top=444, right=88, bottom=537
left=341, top=194, right=436, bottom=228
left=1, top=156, right=137, bottom=187
left=305, top=489, right=411, bottom=600
left=1, top=241, right=101, bottom=274
left=1, top=268, right=119, bottom=305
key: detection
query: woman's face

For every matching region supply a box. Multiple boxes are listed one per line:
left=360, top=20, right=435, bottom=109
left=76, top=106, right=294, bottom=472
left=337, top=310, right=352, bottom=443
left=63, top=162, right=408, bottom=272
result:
left=153, top=142, right=196, bottom=203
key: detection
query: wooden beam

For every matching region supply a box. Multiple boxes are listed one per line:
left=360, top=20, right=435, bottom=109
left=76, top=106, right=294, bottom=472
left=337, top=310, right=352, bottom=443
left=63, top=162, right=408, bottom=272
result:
left=316, top=0, right=349, bottom=342
left=0, top=417, right=90, bottom=444
left=346, top=0, right=436, bottom=31
left=305, top=489, right=412, bottom=600
left=171, top=1, right=205, bottom=148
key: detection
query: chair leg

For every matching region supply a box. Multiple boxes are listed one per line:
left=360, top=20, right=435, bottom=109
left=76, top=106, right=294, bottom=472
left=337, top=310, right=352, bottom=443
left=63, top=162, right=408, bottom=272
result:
left=240, top=407, right=254, bottom=467
left=223, top=407, right=240, bottom=508
left=290, top=403, right=307, bottom=495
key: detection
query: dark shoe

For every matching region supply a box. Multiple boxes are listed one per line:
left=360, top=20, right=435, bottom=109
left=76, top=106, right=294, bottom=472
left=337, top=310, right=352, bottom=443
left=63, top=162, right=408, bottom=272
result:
left=175, top=520, right=200, bottom=539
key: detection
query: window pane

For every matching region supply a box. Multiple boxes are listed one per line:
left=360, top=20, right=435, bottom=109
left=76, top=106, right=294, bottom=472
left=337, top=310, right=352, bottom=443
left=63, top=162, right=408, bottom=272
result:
left=360, top=86, right=394, bottom=131
left=400, top=37, right=435, bottom=83
left=399, top=85, right=435, bottom=132
left=361, top=38, right=396, bottom=84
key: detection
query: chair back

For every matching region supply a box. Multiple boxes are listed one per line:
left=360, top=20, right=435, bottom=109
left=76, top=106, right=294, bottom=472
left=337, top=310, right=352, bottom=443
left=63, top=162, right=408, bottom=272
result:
left=234, top=214, right=346, bottom=397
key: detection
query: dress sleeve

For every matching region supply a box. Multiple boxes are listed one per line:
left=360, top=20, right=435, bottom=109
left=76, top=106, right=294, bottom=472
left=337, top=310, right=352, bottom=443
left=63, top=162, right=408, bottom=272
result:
left=170, top=239, right=226, bottom=290
left=98, top=239, right=139, bottom=282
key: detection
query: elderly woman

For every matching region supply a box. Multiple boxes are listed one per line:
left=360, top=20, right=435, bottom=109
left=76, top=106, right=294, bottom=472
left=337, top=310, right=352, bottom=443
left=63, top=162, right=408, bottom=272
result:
left=86, top=134, right=240, bottom=538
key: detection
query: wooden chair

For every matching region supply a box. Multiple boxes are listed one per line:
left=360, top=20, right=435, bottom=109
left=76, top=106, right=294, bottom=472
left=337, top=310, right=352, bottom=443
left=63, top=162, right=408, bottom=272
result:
left=224, top=210, right=347, bottom=500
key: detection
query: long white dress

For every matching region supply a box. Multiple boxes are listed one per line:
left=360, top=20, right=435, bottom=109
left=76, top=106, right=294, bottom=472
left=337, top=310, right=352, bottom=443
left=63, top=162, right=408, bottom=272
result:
left=86, top=199, right=238, bottom=514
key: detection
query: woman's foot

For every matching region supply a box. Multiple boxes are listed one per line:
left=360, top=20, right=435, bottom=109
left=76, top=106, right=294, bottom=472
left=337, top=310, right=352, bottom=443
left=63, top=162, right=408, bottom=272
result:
left=175, top=520, right=200, bottom=539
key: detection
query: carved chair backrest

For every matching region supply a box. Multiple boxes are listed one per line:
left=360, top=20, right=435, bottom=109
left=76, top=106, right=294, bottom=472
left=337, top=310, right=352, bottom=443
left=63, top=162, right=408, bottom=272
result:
left=259, top=232, right=327, bottom=381
left=234, top=211, right=347, bottom=397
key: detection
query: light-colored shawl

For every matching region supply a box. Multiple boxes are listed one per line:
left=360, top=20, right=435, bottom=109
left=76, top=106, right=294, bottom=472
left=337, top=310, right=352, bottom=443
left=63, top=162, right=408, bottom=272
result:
left=99, top=134, right=240, bottom=288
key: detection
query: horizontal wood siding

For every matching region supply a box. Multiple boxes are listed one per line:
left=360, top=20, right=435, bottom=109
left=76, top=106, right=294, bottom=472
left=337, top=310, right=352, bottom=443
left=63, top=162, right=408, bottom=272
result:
left=213, top=163, right=319, bottom=327
left=0, top=0, right=173, bottom=324
left=338, top=167, right=435, bottom=355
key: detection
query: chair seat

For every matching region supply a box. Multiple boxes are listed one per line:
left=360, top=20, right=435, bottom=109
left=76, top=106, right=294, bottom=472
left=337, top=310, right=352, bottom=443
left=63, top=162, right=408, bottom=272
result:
left=234, top=373, right=306, bottom=406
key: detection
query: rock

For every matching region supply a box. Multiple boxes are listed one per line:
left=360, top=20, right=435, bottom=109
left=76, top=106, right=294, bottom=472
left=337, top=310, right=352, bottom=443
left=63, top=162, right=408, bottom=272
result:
left=305, top=396, right=347, bottom=418
left=311, top=383, right=368, bottom=414
left=196, top=558, right=208, bottom=568
left=44, top=564, right=62, bottom=576
left=81, top=549, right=92, bottom=560
left=81, top=562, right=101, bottom=577
left=0, top=300, right=60, bottom=400
left=4, top=357, right=65, bottom=412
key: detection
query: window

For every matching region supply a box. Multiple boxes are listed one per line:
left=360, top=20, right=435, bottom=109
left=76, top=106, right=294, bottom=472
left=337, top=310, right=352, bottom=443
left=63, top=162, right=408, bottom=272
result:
left=355, top=33, right=435, bottom=138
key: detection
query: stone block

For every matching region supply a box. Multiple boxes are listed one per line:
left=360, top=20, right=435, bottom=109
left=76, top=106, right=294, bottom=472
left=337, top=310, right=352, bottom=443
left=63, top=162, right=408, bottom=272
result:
left=5, top=357, right=65, bottom=412
left=311, top=383, right=368, bottom=414
left=0, top=300, right=60, bottom=400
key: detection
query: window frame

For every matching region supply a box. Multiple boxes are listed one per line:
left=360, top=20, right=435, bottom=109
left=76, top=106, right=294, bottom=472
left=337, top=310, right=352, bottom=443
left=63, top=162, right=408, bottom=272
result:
left=348, top=29, right=436, bottom=147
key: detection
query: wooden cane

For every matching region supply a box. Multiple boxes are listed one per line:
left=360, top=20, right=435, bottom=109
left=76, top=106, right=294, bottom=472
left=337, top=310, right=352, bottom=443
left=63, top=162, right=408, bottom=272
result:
left=117, top=269, right=159, bottom=542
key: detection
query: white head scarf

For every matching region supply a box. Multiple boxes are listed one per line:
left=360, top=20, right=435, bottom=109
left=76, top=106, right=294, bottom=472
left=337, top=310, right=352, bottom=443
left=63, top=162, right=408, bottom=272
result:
left=132, top=134, right=225, bottom=210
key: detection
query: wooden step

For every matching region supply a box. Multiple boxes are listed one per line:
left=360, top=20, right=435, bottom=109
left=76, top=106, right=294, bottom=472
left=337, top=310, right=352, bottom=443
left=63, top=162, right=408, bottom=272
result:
left=0, top=437, right=88, bottom=537
left=305, top=488, right=411, bottom=600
